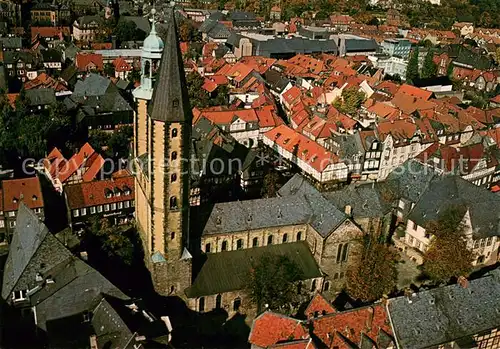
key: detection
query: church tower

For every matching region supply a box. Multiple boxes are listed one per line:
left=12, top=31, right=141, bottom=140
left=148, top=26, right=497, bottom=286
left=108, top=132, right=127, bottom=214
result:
left=133, top=7, right=193, bottom=298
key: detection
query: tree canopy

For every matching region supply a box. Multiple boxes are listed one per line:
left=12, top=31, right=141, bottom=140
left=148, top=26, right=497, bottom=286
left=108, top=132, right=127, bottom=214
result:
left=186, top=72, right=229, bottom=108
left=422, top=206, right=474, bottom=282
left=406, top=47, right=420, bottom=83
left=421, top=49, right=437, bottom=79
left=244, top=254, right=304, bottom=314
left=114, top=20, right=146, bottom=42
left=333, top=86, right=366, bottom=115
left=346, top=236, right=398, bottom=302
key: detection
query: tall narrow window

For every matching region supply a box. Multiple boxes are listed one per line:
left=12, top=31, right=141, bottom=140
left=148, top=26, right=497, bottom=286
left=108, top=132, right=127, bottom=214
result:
left=297, top=231, right=302, bottom=241
left=171, top=128, right=178, bottom=138
left=252, top=237, right=258, bottom=247
left=170, top=232, right=175, bottom=240
left=336, top=244, right=343, bottom=263
left=221, top=240, right=228, bottom=251
left=171, top=173, right=177, bottom=182
left=323, top=281, right=330, bottom=292
left=236, top=239, right=243, bottom=250
left=199, top=297, right=205, bottom=312
left=311, top=279, right=317, bottom=292
left=170, top=196, right=178, bottom=209
left=233, top=298, right=241, bottom=311
left=205, top=243, right=211, bottom=253
left=267, top=235, right=274, bottom=245
left=215, top=294, right=222, bottom=309
left=341, top=244, right=349, bottom=262
left=282, top=233, right=288, bottom=243
left=171, top=151, right=177, bottom=161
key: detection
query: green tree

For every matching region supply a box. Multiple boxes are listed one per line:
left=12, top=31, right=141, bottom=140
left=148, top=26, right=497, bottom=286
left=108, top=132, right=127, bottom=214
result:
left=421, top=49, right=437, bottom=79
left=346, top=236, right=398, bottom=302
left=87, top=217, right=135, bottom=265
left=333, top=86, right=366, bottom=115
left=245, top=254, right=304, bottom=314
left=406, top=47, right=420, bottom=83
left=422, top=206, right=474, bottom=282
left=261, top=170, right=282, bottom=198
left=186, top=71, right=210, bottom=108
left=495, top=47, right=500, bottom=64
left=114, top=20, right=146, bottom=42
left=128, top=69, right=141, bottom=84
left=104, top=62, right=115, bottom=77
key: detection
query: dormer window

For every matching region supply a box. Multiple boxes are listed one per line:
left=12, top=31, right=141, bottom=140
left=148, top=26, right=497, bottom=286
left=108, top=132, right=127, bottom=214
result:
left=172, top=98, right=179, bottom=108
left=32, top=195, right=37, bottom=201
left=114, top=188, right=121, bottom=197
left=12, top=198, right=18, bottom=203
left=247, top=214, right=253, bottom=223
left=105, top=189, right=113, bottom=198
left=123, top=186, right=131, bottom=195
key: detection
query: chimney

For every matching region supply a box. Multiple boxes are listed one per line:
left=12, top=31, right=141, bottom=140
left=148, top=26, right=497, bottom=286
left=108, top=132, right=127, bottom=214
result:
left=365, top=306, right=374, bottom=331
left=457, top=275, right=469, bottom=288
left=344, top=205, right=352, bottom=216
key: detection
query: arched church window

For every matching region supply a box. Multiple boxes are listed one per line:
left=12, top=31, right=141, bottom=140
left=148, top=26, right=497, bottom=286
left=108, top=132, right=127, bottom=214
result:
left=169, top=196, right=178, bottom=209
left=172, top=128, right=178, bottom=138
left=171, top=173, right=177, bottom=182
left=221, top=240, right=228, bottom=251
left=173, top=98, right=179, bottom=108
left=144, top=60, right=151, bottom=76
left=215, top=294, right=222, bottom=309
left=233, top=297, right=241, bottom=311
left=199, top=297, right=205, bottom=312
left=171, top=231, right=175, bottom=240
left=171, top=151, right=177, bottom=161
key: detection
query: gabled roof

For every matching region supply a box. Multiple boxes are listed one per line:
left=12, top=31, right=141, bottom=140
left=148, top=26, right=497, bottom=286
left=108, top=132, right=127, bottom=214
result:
left=408, top=176, right=500, bottom=238
left=388, top=269, right=500, bottom=349
left=2, top=203, right=72, bottom=300
left=310, top=303, right=393, bottom=349
left=2, top=177, right=44, bottom=212
left=186, top=242, right=321, bottom=298
left=149, top=7, right=192, bottom=123
left=304, top=293, right=336, bottom=318
left=249, top=311, right=309, bottom=348
left=64, top=176, right=134, bottom=209
left=75, top=52, right=103, bottom=72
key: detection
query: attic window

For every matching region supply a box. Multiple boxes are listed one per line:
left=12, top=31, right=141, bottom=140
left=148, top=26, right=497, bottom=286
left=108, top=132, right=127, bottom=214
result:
left=311, top=155, right=318, bottom=163
left=32, top=195, right=37, bottom=201
left=105, top=189, right=113, bottom=198
left=123, top=186, right=131, bottom=195
left=283, top=138, right=290, bottom=144
left=12, top=198, right=18, bottom=203
left=172, top=98, right=179, bottom=108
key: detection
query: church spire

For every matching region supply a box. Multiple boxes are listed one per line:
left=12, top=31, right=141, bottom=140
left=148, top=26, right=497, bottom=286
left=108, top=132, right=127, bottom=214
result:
left=149, top=6, right=192, bottom=123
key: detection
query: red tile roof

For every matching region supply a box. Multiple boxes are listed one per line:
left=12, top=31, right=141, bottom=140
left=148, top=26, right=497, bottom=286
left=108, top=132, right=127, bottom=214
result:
left=367, top=102, right=399, bottom=119
left=65, top=176, right=134, bottom=209
left=195, top=109, right=259, bottom=126
left=75, top=53, right=104, bottom=72
left=264, top=125, right=341, bottom=172
left=491, top=95, right=500, bottom=104
left=49, top=143, right=105, bottom=184
left=2, top=177, right=44, bottom=212
left=256, top=105, right=283, bottom=128
left=270, top=339, right=316, bottom=349
left=249, top=311, right=309, bottom=348
left=90, top=42, right=112, bottom=50
left=377, top=119, right=417, bottom=141
left=310, top=303, right=393, bottom=349
left=304, top=293, right=336, bottom=319
left=31, top=26, right=70, bottom=40
left=395, top=84, right=433, bottom=101
left=113, top=57, right=132, bottom=72
left=24, top=72, right=69, bottom=92
left=202, top=78, right=218, bottom=93
left=283, top=86, right=302, bottom=107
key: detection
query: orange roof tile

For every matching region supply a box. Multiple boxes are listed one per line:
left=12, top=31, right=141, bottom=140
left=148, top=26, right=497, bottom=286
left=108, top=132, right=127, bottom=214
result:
left=113, top=57, right=132, bottom=72
left=249, top=312, right=309, bottom=348
left=65, top=176, right=134, bottom=209
left=196, top=109, right=259, bottom=125
left=304, top=293, right=336, bottom=319
left=264, top=125, right=341, bottom=172
left=75, top=53, right=104, bottom=72
left=2, top=177, right=44, bottom=212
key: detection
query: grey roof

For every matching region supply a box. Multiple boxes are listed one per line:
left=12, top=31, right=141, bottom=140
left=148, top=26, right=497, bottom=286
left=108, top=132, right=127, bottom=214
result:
left=203, top=195, right=312, bottom=235
left=345, top=39, right=378, bottom=52
left=0, top=36, right=22, bottom=50
left=73, top=73, right=113, bottom=96
left=32, top=258, right=129, bottom=331
left=199, top=19, right=218, bottom=33
left=204, top=174, right=347, bottom=238
left=25, top=88, right=56, bottom=106
left=120, top=16, right=150, bottom=34
left=328, top=133, right=364, bottom=159
left=388, top=268, right=500, bottom=349
left=41, top=48, right=63, bottom=63
left=207, top=23, right=231, bottom=39
left=325, top=184, right=392, bottom=218
left=2, top=203, right=73, bottom=300
left=186, top=241, right=322, bottom=297
left=263, top=69, right=291, bottom=93
left=408, top=175, right=500, bottom=238
left=254, top=37, right=338, bottom=57
left=149, top=7, right=192, bottom=123
left=75, top=15, right=104, bottom=27
left=3, top=51, right=36, bottom=64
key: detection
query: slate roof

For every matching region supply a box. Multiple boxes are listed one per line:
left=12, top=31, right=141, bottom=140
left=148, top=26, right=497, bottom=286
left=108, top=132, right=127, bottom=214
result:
left=325, top=184, right=392, bottom=218
left=25, top=88, right=56, bottom=106
left=0, top=36, right=22, bottom=50
left=149, top=7, right=192, bottom=123
left=345, top=38, right=378, bottom=52
left=1, top=203, right=73, bottom=300
left=408, top=175, right=500, bottom=238
left=186, top=241, right=321, bottom=297
left=254, top=37, right=338, bottom=57
left=388, top=269, right=500, bottom=348
left=120, top=16, right=150, bottom=34
left=3, top=51, right=36, bottom=64
left=73, top=73, right=113, bottom=96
